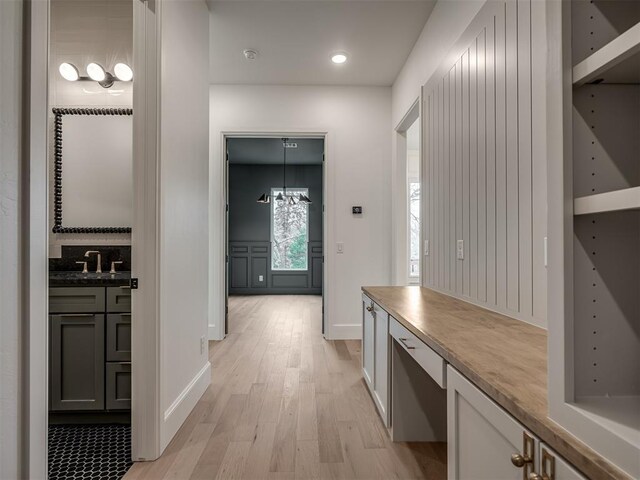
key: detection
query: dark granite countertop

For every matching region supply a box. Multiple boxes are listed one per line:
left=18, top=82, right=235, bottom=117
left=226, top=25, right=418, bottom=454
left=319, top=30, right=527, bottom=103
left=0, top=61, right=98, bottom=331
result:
left=49, top=271, right=131, bottom=287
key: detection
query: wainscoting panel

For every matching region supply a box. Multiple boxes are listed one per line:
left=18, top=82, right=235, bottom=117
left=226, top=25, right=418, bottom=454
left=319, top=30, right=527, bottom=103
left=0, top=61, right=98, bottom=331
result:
left=423, top=0, right=545, bottom=326
left=230, top=256, right=248, bottom=288
left=229, top=241, right=322, bottom=295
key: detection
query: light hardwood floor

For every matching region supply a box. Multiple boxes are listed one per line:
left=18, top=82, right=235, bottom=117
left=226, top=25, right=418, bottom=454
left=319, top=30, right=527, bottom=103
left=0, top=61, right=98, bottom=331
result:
left=124, top=295, right=446, bottom=480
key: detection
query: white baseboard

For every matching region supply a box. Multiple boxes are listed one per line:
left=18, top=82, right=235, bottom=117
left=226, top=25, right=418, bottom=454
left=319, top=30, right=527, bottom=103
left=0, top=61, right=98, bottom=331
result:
left=327, top=323, right=361, bottom=340
left=161, top=361, right=211, bottom=450
left=208, top=324, right=223, bottom=341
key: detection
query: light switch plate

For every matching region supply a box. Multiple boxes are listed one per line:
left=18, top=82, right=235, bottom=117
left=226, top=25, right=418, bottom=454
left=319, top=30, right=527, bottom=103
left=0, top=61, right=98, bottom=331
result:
left=337, top=242, right=344, bottom=254
left=456, top=240, right=464, bottom=260
left=424, top=239, right=430, bottom=256
left=258, top=275, right=264, bottom=282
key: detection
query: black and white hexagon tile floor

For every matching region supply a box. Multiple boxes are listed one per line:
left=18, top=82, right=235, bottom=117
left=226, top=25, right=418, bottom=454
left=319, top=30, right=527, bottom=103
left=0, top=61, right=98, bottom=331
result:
left=48, top=425, right=133, bottom=480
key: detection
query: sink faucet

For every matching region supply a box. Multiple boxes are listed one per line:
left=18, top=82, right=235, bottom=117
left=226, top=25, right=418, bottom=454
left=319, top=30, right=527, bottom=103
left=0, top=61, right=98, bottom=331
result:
left=84, top=250, right=102, bottom=273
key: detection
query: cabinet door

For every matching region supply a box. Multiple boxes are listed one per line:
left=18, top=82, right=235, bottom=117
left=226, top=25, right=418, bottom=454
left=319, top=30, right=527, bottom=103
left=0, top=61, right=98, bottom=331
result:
left=106, top=314, right=131, bottom=362
left=362, top=295, right=375, bottom=390
left=50, top=314, right=105, bottom=411
left=537, top=444, right=586, bottom=480
left=106, top=363, right=132, bottom=410
left=373, top=303, right=389, bottom=426
left=447, top=366, right=538, bottom=480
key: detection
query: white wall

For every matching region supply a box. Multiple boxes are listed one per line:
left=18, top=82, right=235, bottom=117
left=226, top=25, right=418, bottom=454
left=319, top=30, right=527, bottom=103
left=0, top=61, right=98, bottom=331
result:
left=209, top=85, right=392, bottom=340
left=0, top=1, right=24, bottom=477
left=159, top=0, right=211, bottom=450
left=48, top=0, right=133, bottom=254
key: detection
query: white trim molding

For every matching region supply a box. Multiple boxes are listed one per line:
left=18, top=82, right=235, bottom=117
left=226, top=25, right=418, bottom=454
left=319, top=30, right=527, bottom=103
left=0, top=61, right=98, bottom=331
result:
left=161, top=362, right=211, bottom=450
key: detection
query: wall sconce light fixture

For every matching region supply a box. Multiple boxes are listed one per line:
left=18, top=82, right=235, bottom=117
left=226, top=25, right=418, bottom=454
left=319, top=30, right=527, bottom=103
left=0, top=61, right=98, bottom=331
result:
left=59, top=62, right=133, bottom=88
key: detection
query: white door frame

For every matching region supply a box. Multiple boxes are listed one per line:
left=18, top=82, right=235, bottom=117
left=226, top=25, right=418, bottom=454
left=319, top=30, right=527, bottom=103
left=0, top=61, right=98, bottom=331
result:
left=23, top=0, right=163, bottom=473
left=130, top=0, right=161, bottom=461
left=393, top=98, right=422, bottom=286
left=25, top=0, right=50, bottom=477
left=215, top=130, right=329, bottom=340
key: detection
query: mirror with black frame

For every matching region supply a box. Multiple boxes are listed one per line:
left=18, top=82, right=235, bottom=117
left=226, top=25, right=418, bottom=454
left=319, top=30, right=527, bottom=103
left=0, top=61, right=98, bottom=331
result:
left=52, top=107, right=133, bottom=234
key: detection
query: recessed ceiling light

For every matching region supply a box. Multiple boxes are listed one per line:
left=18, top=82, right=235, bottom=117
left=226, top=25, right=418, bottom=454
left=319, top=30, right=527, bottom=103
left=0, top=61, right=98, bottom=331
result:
left=243, top=49, right=258, bottom=60
left=331, top=53, right=348, bottom=64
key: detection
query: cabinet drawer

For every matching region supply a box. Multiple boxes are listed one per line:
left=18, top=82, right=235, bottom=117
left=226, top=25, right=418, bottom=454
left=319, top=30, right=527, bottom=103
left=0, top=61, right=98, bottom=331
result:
left=106, top=314, right=131, bottom=362
left=107, top=286, right=131, bottom=312
left=49, top=287, right=105, bottom=313
left=106, top=363, right=131, bottom=410
left=390, top=317, right=446, bottom=388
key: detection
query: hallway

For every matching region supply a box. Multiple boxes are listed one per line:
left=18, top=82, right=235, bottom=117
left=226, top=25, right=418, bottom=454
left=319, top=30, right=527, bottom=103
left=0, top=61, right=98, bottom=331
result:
left=124, top=295, right=446, bottom=479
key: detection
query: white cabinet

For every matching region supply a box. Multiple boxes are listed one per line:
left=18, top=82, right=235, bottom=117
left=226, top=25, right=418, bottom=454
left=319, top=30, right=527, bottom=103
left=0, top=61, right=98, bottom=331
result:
left=373, top=302, right=389, bottom=423
left=362, top=295, right=375, bottom=388
left=448, top=366, right=588, bottom=480
left=447, top=366, right=537, bottom=480
left=537, top=444, right=586, bottom=480
left=361, top=294, right=390, bottom=427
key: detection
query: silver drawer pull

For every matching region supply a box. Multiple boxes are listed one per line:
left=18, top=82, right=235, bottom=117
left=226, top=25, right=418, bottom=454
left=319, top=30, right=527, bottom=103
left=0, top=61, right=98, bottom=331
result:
left=398, top=338, right=415, bottom=350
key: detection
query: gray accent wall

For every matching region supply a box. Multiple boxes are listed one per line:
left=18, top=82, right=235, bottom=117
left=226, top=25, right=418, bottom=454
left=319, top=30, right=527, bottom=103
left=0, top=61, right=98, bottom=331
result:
left=229, top=164, right=323, bottom=294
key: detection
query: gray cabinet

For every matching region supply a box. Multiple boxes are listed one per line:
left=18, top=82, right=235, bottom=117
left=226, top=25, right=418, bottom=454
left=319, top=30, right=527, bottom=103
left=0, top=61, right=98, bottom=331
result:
left=49, top=287, right=105, bottom=314
left=106, top=363, right=132, bottom=410
left=49, top=286, right=131, bottom=413
left=106, top=314, right=131, bottom=362
left=107, top=286, right=132, bottom=312
left=50, top=314, right=105, bottom=411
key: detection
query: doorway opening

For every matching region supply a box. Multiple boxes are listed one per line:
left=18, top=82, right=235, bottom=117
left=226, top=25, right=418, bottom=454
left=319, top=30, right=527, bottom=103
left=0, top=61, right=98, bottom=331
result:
left=46, top=1, right=134, bottom=478
left=224, top=136, right=326, bottom=336
left=395, top=99, right=421, bottom=286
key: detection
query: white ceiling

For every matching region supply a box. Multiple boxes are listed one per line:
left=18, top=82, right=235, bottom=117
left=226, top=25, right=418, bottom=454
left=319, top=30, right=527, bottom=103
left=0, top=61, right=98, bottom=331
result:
left=208, top=0, right=436, bottom=86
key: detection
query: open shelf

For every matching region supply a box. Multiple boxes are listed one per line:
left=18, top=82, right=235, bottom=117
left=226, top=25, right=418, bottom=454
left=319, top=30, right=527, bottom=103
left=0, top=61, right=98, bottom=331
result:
left=570, top=396, right=640, bottom=449
left=574, top=186, right=640, bottom=215
left=573, top=21, right=640, bottom=85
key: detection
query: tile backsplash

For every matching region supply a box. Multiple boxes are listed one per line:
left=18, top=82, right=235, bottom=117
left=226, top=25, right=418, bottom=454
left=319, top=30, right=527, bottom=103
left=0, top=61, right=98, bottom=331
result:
left=49, top=245, right=131, bottom=272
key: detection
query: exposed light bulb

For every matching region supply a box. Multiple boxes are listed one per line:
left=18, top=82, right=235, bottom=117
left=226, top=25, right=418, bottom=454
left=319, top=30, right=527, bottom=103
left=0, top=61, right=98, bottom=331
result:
left=114, top=63, right=133, bottom=81
left=86, top=62, right=106, bottom=82
left=59, top=63, right=79, bottom=81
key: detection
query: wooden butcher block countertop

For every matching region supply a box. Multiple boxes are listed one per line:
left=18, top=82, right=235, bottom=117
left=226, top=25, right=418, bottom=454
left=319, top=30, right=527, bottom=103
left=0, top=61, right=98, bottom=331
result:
left=361, top=286, right=631, bottom=480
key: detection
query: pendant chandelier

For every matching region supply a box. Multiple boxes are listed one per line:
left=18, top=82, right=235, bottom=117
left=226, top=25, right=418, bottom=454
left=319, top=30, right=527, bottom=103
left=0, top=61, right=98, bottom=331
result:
left=257, top=138, right=312, bottom=204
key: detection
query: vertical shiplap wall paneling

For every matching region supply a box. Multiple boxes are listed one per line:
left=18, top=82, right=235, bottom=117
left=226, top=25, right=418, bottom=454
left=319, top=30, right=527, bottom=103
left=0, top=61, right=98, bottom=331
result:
left=455, top=58, right=463, bottom=295
left=469, top=43, right=478, bottom=301
left=506, top=0, right=520, bottom=312
left=462, top=50, right=470, bottom=298
left=477, top=28, right=488, bottom=304
left=517, top=0, right=533, bottom=318
left=495, top=3, right=507, bottom=310
left=423, top=0, right=544, bottom=326
left=486, top=13, right=497, bottom=308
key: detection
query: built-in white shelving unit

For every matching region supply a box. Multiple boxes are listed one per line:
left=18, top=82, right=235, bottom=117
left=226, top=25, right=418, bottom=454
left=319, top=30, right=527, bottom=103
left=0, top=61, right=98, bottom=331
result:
left=573, top=21, right=640, bottom=85
left=548, top=1, right=640, bottom=478
left=574, top=186, right=640, bottom=215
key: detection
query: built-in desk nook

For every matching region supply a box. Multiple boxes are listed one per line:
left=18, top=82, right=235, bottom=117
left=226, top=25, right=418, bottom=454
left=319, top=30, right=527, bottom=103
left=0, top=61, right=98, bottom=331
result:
left=361, top=286, right=633, bottom=480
